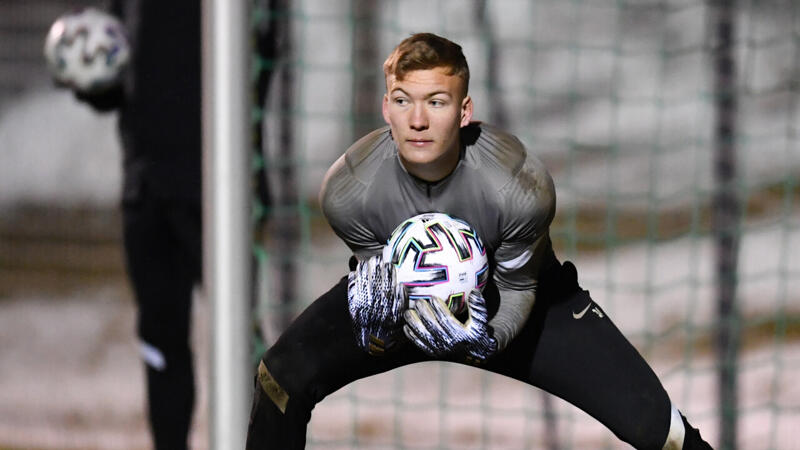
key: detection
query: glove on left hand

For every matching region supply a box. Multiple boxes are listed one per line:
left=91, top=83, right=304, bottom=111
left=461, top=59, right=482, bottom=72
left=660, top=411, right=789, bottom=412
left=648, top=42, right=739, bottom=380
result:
left=403, top=289, right=497, bottom=365
left=347, top=255, right=406, bottom=355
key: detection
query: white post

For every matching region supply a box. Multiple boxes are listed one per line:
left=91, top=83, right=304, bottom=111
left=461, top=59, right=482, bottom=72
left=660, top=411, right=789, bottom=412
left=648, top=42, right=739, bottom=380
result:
left=202, top=0, right=252, bottom=448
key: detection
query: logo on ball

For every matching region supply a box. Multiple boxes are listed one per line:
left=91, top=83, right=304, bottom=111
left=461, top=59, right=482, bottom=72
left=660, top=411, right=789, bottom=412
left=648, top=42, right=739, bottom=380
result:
left=383, top=213, right=489, bottom=316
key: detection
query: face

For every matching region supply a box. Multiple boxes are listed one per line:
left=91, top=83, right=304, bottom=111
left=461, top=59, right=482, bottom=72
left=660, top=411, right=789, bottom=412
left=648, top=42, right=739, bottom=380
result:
left=382, top=68, right=473, bottom=182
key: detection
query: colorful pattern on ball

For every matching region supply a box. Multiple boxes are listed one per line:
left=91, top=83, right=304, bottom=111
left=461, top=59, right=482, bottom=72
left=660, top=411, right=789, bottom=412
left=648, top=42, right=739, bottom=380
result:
left=383, top=213, right=489, bottom=316
left=43, top=8, right=130, bottom=93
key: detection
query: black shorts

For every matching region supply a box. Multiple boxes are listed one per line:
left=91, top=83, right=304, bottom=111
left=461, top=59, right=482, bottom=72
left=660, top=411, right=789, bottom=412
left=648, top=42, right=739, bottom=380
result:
left=247, top=259, right=672, bottom=450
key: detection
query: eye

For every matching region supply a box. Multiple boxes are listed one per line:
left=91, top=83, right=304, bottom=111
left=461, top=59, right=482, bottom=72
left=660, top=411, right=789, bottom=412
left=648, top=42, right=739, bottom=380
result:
left=393, top=97, right=409, bottom=106
left=429, top=99, right=446, bottom=107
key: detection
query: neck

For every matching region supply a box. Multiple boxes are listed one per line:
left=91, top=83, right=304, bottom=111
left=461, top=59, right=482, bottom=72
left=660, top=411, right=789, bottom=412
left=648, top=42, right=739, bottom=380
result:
left=399, top=144, right=461, bottom=182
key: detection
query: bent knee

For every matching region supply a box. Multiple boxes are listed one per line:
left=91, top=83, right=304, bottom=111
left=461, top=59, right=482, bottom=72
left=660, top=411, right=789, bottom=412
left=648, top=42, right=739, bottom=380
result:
left=611, top=399, right=676, bottom=450
left=255, top=359, right=291, bottom=414
left=258, top=345, right=323, bottom=408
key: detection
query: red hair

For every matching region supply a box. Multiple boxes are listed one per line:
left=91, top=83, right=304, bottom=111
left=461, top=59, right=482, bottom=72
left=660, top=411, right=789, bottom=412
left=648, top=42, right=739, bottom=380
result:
left=383, top=33, right=470, bottom=95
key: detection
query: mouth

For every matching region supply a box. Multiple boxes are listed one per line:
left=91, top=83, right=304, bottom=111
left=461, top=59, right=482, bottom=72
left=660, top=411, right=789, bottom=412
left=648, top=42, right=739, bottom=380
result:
left=407, top=139, right=433, bottom=147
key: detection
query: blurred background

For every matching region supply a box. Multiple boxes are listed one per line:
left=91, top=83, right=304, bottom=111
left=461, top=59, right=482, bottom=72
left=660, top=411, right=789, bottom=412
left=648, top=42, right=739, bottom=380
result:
left=1, top=0, right=798, bottom=449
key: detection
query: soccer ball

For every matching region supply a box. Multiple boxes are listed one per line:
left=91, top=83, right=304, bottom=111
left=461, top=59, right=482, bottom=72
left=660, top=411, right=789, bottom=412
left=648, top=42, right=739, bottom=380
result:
left=43, top=8, right=130, bottom=94
left=383, top=213, right=489, bottom=317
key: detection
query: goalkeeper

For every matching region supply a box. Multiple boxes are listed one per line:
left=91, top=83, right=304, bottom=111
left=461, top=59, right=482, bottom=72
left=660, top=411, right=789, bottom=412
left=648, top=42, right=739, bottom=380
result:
left=247, top=33, right=713, bottom=449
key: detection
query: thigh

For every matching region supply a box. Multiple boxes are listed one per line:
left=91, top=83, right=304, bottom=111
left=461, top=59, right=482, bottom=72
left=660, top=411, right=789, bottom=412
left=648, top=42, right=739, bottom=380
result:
left=163, top=199, right=202, bottom=282
left=263, top=276, right=429, bottom=405
left=123, top=198, right=194, bottom=347
left=490, top=275, right=671, bottom=448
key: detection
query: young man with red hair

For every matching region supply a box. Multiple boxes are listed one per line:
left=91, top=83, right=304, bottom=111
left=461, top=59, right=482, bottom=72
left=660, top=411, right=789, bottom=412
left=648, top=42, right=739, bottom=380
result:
left=247, top=33, right=712, bottom=450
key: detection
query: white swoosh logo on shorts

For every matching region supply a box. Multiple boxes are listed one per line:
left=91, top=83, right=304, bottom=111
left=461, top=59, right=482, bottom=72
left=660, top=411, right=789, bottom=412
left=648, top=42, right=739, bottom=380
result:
left=572, top=303, right=592, bottom=319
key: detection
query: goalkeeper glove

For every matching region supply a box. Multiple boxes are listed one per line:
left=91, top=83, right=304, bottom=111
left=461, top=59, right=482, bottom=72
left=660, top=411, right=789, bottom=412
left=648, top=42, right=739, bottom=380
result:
left=403, top=289, right=497, bottom=365
left=347, top=255, right=406, bottom=356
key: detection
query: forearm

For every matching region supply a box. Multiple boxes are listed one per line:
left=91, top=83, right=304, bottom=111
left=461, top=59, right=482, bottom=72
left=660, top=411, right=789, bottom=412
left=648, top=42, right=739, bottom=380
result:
left=489, top=287, right=536, bottom=351
left=491, top=234, right=553, bottom=350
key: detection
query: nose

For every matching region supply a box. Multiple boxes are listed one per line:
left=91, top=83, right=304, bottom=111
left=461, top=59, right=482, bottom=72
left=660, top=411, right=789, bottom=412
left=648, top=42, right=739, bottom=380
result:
left=409, top=104, right=428, bottom=131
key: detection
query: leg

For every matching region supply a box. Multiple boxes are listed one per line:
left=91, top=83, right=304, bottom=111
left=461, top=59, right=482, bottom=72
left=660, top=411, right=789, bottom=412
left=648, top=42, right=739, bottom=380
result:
left=246, top=276, right=429, bottom=450
left=489, top=261, right=711, bottom=450
left=123, top=196, right=199, bottom=450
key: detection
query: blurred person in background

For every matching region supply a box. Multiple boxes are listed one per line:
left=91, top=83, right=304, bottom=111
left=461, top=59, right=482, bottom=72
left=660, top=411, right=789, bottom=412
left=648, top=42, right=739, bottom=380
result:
left=64, top=2, right=201, bottom=448
left=45, top=1, right=275, bottom=448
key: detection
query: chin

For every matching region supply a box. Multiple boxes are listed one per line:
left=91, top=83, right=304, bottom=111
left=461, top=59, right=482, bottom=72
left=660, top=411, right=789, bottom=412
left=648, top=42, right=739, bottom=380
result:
left=401, top=154, right=438, bottom=168
left=400, top=147, right=439, bottom=163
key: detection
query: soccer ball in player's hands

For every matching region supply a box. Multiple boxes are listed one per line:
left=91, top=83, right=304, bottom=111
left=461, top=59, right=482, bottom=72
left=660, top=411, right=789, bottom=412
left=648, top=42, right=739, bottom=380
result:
left=44, top=8, right=130, bottom=94
left=383, top=213, right=489, bottom=319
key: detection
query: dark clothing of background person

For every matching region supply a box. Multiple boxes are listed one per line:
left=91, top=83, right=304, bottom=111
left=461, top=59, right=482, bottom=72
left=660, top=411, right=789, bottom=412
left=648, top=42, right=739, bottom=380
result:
left=104, top=1, right=202, bottom=448
left=112, top=0, right=202, bottom=204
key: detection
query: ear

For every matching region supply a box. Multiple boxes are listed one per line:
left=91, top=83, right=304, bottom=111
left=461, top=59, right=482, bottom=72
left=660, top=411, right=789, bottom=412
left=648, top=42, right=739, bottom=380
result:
left=460, top=95, right=473, bottom=127
left=382, top=94, right=391, bottom=125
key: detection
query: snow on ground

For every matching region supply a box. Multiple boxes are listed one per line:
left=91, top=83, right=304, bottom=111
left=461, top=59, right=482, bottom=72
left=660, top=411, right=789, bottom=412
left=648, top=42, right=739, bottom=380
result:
left=0, top=288, right=210, bottom=450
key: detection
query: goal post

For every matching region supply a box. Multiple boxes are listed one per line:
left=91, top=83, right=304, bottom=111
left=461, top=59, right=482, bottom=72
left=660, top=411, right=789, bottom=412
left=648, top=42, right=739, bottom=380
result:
left=202, top=0, right=253, bottom=448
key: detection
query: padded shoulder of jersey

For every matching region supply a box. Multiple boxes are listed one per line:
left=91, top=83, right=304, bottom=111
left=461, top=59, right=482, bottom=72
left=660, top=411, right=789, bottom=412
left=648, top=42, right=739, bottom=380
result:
left=319, top=126, right=394, bottom=257
left=343, top=126, right=395, bottom=183
left=462, top=122, right=527, bottom=190
left=320, top=126, right=392, bottom=215
left=468, top=123, right=556, bottom=260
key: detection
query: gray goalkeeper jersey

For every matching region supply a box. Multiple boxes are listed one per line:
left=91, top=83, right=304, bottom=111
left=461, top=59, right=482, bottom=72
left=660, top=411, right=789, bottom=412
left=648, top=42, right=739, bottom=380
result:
left=320, top=122, right=557, bottom=350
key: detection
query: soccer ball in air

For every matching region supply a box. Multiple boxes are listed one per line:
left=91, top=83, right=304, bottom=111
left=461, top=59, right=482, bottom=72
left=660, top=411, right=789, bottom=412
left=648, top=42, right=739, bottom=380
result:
left=383, top=213, right=489, bottom=317
left=44, top=8, right=130, bottom=94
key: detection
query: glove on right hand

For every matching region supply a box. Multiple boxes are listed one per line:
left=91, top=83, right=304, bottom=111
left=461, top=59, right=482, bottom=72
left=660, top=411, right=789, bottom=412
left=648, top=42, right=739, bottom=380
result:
left=347, top=255, right=406, bottom=356
left=403, top=289, right=497, bottom=365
